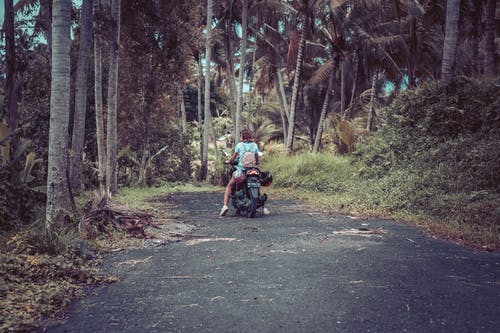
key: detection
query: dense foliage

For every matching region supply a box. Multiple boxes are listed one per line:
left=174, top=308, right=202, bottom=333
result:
left=357, top=77, right=500, bottom=192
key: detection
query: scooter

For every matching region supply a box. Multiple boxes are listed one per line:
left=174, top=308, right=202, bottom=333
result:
left=223, top=152, right=272, bottom=218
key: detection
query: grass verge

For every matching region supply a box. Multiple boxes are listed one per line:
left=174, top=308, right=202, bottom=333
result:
left=262, top=153, right=500, bottom=251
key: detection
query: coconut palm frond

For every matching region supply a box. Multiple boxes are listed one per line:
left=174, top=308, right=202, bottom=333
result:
left=307, top=59, right=334, bottom=87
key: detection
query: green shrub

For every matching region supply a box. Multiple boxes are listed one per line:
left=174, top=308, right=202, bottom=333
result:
left=263, top=153, right=356, bottom=192
left=357, top=77, right=500, bottom=193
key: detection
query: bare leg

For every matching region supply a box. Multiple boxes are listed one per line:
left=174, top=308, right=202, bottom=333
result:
left=224, top=177, right=235, bottom=206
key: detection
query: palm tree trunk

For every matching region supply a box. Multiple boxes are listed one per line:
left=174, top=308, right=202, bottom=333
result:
left=201, top=0, right=213, bottom=181
left=94, top=0, right=106, bottom=194
left=178, top=88, right=187, bottom=133
left=4, top=0, right=18, bottom=132
left=483, top=0, right=496, bottom=77
left=441, top=0, right=461, bottom=84
left=470, top=0, right=482, bottom=77
left=247, top=47, right=256, bottom=116
left=340, top=60, right=346, bottom=115
left=313, top=69, right=334, bottom=153
left=222, top=25, right=237, bottom=144
left=46, top=0, right=71, bottom=228
left=198, top=56, right=204, bottom=162
left=285, top=15, right=308, bottom=155
left=347, top=53, right=358, bottom=116
left=70, top=0, right=93, bottom=194
left=277, top=68, right=290, bottom=121
left=367, top=71, right=377, bottom=132
left=235, top=0, right=248, bottom=144
left=274, top=74, right=288, bottom=145
left=106, top=0, right=121, bottom=195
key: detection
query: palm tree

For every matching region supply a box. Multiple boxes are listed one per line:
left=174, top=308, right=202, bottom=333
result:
left=285, top=0, right=312, bottom=154
left=46, top=0, right=71, bottom=228
left=441, top=0, right=461, bottom=83
left=106, top=0, right=121, bottom=194
left=70, top=0, right=93, bottom=194
left=94, top=0, right=106, bottom=193
left=201, top=0, right=213, bottom=181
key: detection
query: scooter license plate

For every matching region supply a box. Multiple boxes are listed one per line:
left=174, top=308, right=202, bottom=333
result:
left=247, top=181, right=261, bottom=188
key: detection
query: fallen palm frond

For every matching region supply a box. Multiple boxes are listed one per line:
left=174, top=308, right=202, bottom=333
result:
left=79, top=194, right=158, bottom=239
left=332, top=227, right=386, bottom=236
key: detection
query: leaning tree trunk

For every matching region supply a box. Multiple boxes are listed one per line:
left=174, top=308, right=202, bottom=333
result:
left=276, top=67, right=290, bottom=144
left=235, top=0, right=248, bottom=144
left=46, top=0, right=71, bottom=228
left=70, top=0, right=93, bottom=194
left=313, top=65, right=334, bottom=153
left=274, top=74, right=288, bottom=146
left=440, top=0, right=461, bottom=84
left=201, top=0, right=213, bottom=181
left=4, top=0, right=18, bottom=132
left=483, top=0, right=497, bottom=77
left=285, top=14, right=308, bottom=155
left=106, top=0, right=121, bottom=195
left=94, top=0, right=106, bottom=194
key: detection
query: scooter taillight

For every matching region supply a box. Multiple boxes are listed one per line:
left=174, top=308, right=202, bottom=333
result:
left=247, top=169, right=260, bottom=176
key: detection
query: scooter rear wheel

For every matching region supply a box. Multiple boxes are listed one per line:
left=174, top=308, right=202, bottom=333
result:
left=249, top=197, right=257, bottom=218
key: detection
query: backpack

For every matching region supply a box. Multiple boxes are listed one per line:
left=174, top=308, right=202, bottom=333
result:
left=241, top=143, right=257, bottom=168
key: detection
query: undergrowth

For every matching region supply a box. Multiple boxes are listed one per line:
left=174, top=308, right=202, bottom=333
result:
left=0, top=219, right=118, bottom=332
left=0, top=253, right=116, bottom=332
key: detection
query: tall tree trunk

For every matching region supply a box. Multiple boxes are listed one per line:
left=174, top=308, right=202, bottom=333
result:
left=483, top=0, right=497, bottom=77
left=138, top=74, right=153, bottom=188
left=46, top=0, right=71, bottom=228
left=198, top=56, right=204, bottom=163
left=347, top=53, right=358, bottom=116
left=470, top=0, right=482, bottom=77
left=94, top=0, right=106, bottom=194
left=313, top=67, right=334, bottom=153
left=70, top=0, right=93, bottom=194
left=285, top=14, right=308, bottom=155
left=178, top=88, right=187, bottom=133
left=4, top=0, right=18, bottom=132
left=235, top=0, right=248, bottom=144
left=247, top=47, right=257, bottom=116
left=441, top=0, right=461, bottom=83
left=277, top=68, right=290, bottom=121
left=274, top=73, right=288, bottom=145
left=367, top=71, right=377, bottom=132
left=201, top=0, right=213, bottom=181
left=340, top=59, right=346, bottom=115
left=106, top=0, right=121, bottom=195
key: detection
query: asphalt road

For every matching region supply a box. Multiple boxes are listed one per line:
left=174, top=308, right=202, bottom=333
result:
left=45, top=191, right=500, bottom=333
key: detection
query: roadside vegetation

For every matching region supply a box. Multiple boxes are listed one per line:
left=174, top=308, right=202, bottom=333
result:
left=261, top=78, right=500, bottom=250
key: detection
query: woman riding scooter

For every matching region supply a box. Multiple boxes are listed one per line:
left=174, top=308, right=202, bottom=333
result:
left=219, top=129, right=270, bottom=217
